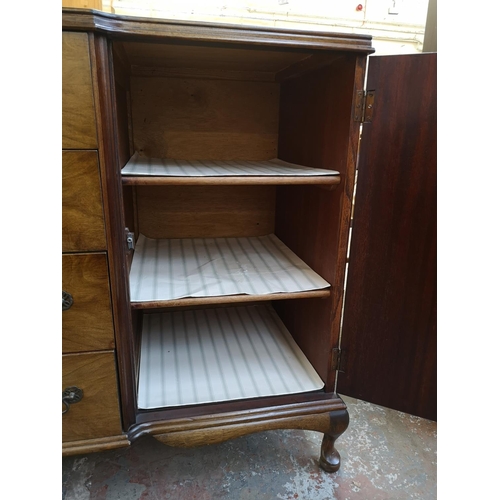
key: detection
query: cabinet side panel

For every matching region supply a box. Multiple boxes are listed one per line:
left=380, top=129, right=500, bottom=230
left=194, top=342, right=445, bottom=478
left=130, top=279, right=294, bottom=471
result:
left=130, top=76, right=279, bottom=160
left=114, top=82, right=132, bottom=169
left=110, top=47, right=137, bottom=252
left=275, top=55, right=365, bottom=387
left=89, top=34, right=137, bottom=429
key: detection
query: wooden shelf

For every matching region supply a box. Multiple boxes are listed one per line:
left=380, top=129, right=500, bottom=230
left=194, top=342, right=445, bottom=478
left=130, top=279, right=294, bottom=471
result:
left=137, top=304, right=325, bottom=409
left=131, top=290, right=330, bottom=310
left=129, top=234, right=331, bottom=309
left=121, top=156, right=340, bottom=186
left=122, top=176, right=340, bottom=186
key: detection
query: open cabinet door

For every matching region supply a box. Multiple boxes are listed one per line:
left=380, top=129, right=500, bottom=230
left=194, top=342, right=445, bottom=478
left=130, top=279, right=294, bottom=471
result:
left=337, top=53, right=437, bottom=421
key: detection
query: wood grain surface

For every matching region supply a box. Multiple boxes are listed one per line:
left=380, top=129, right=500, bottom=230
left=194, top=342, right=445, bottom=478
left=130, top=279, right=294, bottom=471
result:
left=90, top=34, right=138, bottom=429
left=135, top=185, right=276, bottom=238
left=62, top=253, right=115, bottom=353
left=122, top=175, right=340, bottom=187
left=129, top=397, right=347, bottom=445
left=130, top=76, right=279, bottom=160
left=62, top=150, right=107, bottom=252
left=62, top=434, right=130, bottom=457
left=131, top=289, right=330, bottom=309
left=62, top=32, right=97, bottom=149
left=153, top=411, right=332, bottom=448
left=122, top=40, right=311, bottom=75
left=274, top=54, right=365, bottom=387
left=337, top=54, right=437, bottom=421
left=62, top=351, right=123, bottom=442
left=62, top=9, right=374, bottom=54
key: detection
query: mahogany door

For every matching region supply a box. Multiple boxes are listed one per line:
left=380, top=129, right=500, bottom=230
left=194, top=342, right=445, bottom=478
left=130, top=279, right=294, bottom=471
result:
left=337, top=53, right=437, bottom=421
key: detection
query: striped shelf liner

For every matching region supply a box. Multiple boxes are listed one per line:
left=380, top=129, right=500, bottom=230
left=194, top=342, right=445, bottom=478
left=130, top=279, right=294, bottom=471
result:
left=138, top=304, right=325, bottom=409
left=129, top=233, right=330, bottom=303
left=121, top=153, right=339, bottom=177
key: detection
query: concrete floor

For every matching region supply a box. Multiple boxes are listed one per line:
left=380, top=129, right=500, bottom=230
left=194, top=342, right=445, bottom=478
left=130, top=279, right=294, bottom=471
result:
left=62, top=395, right=437, bottom=500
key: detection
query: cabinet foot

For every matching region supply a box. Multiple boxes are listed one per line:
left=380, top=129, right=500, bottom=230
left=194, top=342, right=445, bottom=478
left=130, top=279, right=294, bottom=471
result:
left=319, top=409, right=349, bottom=473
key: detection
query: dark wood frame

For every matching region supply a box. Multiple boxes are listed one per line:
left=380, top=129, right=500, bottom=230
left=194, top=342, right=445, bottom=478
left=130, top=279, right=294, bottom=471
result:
left=62, top=8, right=373, bottom=471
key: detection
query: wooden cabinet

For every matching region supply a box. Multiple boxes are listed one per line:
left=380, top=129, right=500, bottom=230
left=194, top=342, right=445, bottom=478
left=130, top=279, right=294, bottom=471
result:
left=61, top=9, right=375, bottom=470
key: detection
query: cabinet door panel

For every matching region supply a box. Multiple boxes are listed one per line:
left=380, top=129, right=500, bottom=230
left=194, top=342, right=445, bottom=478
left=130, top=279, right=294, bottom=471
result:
left=62, top=352, right=123, bottom=442
left=62, top=32, right=97, bottom=149
left=62, top=150, right=107, bottom=252
left=62, top=253, right=115, bottom=353
left=338, top=53, right=436, bottom=420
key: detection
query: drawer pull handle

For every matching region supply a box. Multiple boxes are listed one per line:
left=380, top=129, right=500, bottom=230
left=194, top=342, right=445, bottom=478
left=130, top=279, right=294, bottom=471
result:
left=62, top=291, right=73, bottom=311
left=62, top=386, right=83, bottom=414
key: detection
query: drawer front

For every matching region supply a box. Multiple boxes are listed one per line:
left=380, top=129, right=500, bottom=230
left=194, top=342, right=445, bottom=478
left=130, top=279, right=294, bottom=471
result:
left=62, top=352, right=123, bottom=442
left=62, top=150, right=107, bottom=252
left=62, top=32, right=97, bottom=149
left=63, top=253, right=115, bottom=353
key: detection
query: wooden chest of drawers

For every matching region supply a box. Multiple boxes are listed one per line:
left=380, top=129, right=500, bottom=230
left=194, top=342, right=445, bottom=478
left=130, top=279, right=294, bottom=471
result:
left=62, top=30, right=128, bottom=454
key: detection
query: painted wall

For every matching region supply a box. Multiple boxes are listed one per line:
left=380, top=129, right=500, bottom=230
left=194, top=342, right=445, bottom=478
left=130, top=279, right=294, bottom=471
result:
left=101, top=0, right=429, bottom=55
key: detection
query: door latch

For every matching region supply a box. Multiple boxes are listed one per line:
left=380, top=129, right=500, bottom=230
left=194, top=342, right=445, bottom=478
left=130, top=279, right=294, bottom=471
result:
left=126, top=228, right=135, bottom=250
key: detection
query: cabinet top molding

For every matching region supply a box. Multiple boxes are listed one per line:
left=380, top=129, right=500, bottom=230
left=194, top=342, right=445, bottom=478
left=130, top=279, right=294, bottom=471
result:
left=62, top=8, right=375, bottom=53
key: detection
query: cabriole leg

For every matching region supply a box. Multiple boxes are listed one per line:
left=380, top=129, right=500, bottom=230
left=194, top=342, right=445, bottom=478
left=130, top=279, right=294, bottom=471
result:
left=319, top=409, right=349, bottom=472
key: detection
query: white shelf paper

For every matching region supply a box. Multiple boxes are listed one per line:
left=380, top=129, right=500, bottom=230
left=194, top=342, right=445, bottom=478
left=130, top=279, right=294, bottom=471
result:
left=122, top=153, right=339, bottom=177
left=138, top=305, right=325, bottom=409
left=129, top=233, right=330, bottom=303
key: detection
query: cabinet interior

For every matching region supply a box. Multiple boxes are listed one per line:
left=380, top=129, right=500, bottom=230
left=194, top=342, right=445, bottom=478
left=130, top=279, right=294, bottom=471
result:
left=110, top=38, right=358, bottom=412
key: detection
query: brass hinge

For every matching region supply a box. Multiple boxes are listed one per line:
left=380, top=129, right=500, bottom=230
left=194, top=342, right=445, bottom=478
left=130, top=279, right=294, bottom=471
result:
left=354, top=90, right=375, bottom=123
left=331, top=347, right=346, bottom=373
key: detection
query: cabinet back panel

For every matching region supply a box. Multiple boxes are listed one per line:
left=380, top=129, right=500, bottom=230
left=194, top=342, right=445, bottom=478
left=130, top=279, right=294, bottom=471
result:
left=136, top=185, right=275, bottom=239
left=130, top=77, right=279, bottom=160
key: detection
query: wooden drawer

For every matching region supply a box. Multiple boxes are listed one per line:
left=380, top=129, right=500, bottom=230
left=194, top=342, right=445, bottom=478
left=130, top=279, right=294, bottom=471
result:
left=62, top=31, right=97, bottom=149
left=63, top=253, right=115, bottom=353
left=62, top=352, right=123, bottom=442
left=62, top=150, right=107, bottom=252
